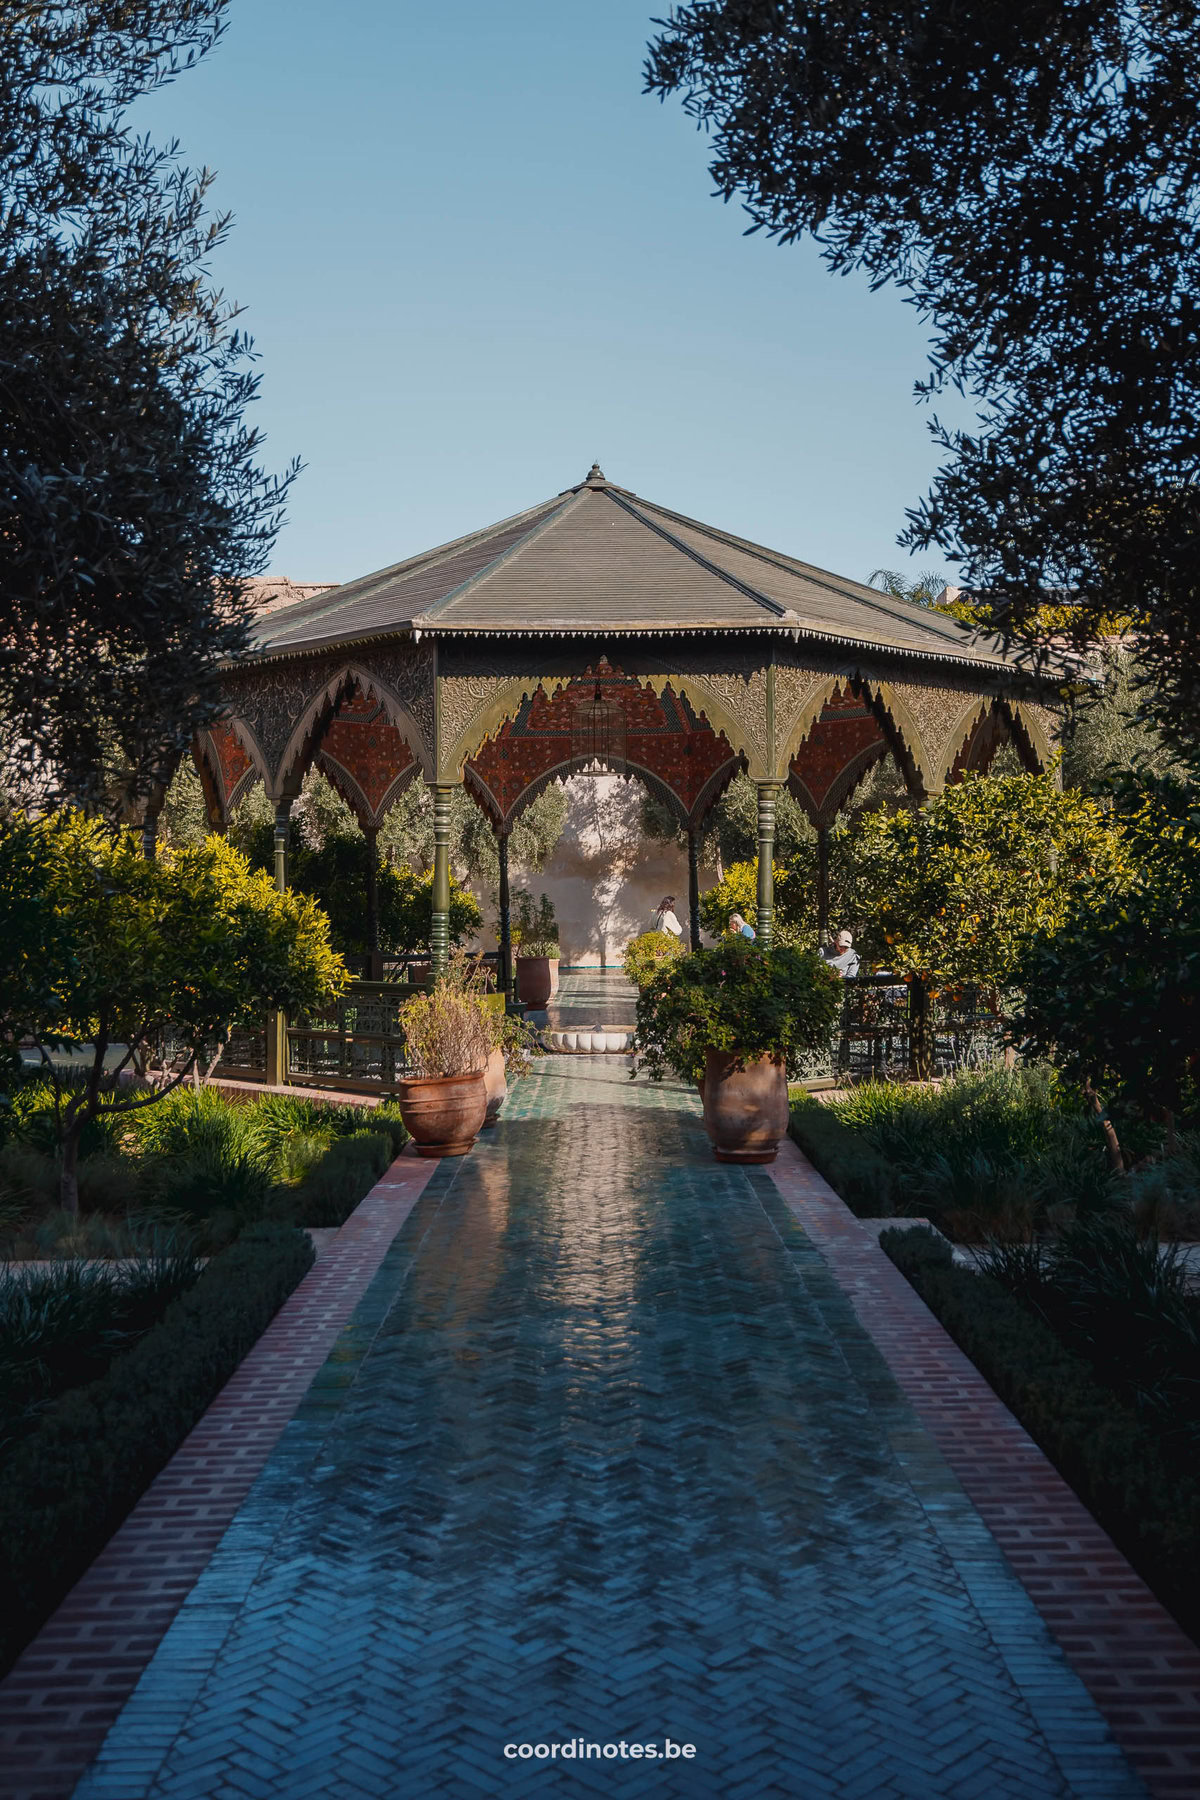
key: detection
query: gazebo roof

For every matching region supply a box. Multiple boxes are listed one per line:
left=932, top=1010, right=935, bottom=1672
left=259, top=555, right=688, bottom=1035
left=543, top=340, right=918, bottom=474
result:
left=248, top=463, right=1019, bottom=671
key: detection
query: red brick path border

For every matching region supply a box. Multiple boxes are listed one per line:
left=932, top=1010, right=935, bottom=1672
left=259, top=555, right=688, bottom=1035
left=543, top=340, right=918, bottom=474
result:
left=769, top=1137, right=1200, bottom=1799
left=0, top=1149, right=439, bottom=1800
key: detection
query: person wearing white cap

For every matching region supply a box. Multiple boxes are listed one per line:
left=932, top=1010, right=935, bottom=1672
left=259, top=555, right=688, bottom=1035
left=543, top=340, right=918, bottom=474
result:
left=821, top=928, right=860, bottom=978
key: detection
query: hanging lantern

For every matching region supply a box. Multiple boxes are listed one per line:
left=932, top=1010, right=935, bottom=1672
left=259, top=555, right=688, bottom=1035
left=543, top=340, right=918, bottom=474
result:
left=570, top=681, right=626, bottom=773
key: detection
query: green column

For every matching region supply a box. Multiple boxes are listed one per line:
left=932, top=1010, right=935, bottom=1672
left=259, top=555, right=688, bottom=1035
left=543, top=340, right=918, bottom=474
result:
left=498, top=829, right=514, bottom=1004
left=755, top=781, right=780, bottom=949
left=266, top=797, right=293, bottom=1084
left=364, top=825, right=382, bottom=980
left=687, top=826, right=701, bottom=951
left=141, top=812, right=159, bottom=861
left=430, top=785, right=453, bottom=975
left=816, top=825, right=830, bottom=941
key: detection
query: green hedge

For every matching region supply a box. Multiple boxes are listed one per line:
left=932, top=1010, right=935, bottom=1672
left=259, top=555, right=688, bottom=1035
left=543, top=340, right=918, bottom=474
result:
left=789, top=1096, right=898, bottom=1216
left=285, top=1127, right=395, bottom=1228
left=882, top=1226, right=1200, bottom=1642
left=0, top=1221, right=314, bottom=1673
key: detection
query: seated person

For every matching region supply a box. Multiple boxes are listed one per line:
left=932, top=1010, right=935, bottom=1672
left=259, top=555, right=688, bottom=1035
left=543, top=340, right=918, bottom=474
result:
left=820, top=928, right=860, bottom=978
left=727, top=912, right=756, bottom=941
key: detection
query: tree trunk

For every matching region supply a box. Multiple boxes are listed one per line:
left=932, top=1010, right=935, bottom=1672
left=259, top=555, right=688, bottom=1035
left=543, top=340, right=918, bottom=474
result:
left=1086, top=1083, right=1126, bottom=1175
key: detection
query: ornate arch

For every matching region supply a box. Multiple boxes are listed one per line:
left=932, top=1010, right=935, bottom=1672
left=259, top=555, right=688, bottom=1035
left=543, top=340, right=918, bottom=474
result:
left=273, top=662, right=433, bottom=797
left=789, top=739, right=892, bottom=830
left=464, top=753, right=697, bottom=836
left=855, top=678, right=933, bottom=799
left=193, top=722, right=266, bottom=828
left=315, top=751, right=421, bottom=832
left=437, top=658, right=774, bottom=781
left=1008, top=699, right=1060, bottom=779
left=775, top=672, right=847, bottom=771
left=689, top=753, right=745, bottom=831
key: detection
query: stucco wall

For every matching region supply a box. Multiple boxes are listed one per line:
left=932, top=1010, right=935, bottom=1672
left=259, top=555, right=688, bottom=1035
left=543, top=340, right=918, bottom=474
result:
left=470, top=773, right=720, bottom=966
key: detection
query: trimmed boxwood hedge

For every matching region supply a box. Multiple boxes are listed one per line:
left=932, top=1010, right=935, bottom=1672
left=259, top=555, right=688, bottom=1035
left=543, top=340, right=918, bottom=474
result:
left=285, top=1127, right=396, bottom=1227
left=882, top=1226, right=1200, bottom=1643
left=0, top=1221, right=314, bottom=1673
left=789, top=1096, right=898, bottom=1216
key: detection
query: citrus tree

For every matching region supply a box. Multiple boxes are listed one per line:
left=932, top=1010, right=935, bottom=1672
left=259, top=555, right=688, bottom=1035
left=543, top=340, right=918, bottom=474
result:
left=0, top=813, right=346, bottom=1212
left=850, top=772, right=1129, bottom=993
left=1016, top=773, right=1200, bottom=1148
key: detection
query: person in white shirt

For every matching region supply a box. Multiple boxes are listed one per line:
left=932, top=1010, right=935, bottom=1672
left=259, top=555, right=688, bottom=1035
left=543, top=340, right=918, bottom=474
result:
left=821, top=928, right=860, bottom=978
left=654, top=895, right=684, bottom=937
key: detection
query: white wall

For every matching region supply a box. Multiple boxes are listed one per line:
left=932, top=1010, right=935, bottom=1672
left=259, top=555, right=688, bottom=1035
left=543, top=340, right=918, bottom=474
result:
left=470, top=773, right=720, bottom=966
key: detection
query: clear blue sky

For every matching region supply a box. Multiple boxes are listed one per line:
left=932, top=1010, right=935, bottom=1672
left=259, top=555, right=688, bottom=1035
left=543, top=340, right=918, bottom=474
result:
left=136, top=0, right=961, bottom=588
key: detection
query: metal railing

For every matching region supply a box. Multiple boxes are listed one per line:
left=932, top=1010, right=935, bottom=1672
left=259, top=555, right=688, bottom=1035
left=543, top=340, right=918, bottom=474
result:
left=799, top=975, right=1010, bottom=1086
left=285, top=982, right=417, bottom=1091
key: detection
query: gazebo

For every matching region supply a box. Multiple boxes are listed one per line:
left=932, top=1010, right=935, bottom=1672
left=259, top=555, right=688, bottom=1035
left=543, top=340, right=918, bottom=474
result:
left=191, top=463, right=1060, bottom=1075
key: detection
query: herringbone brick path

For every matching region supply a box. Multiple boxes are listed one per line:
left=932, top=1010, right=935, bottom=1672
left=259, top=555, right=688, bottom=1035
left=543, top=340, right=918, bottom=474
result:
left=68, top=1052, right=1142, bottom=1798
left=0, top=1152, right=437, bottom=1800
left=769, top=1141, right=1200, bottom=1798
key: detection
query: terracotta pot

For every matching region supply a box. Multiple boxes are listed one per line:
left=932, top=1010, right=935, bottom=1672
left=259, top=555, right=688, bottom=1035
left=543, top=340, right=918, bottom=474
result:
left=396, top=1070, right=487, bottom=1157
left=481, top=1046, right=508, bottom=1127
left=702, top=1048, right=788, bottom=1164
left=695, top=1073, right=716, bottom=1141
left=515, top=955, right=559, bottom=1009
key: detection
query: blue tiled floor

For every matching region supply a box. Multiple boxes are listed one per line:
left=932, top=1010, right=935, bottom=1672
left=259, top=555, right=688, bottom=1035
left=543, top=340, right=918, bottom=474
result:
left=73, top=1020, right=1143, bottom=1799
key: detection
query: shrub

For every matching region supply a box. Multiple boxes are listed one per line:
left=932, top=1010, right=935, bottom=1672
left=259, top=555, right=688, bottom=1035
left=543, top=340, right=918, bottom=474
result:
left=623, top=929, right=686, bottom=990
left=7, top=1076, right=124, bottom=1159
left=284, top=1129, right=393, bottom=1228
left=128, top=1084, right=249, bottom=1159
left=697, top=860, right=809, bottom=947
left=813, top=1065, right=1115, bottom=1236
left=0, top=1239, right=201, bottom=1458
left=882, top=1226, right=1200, bottom=1640
left=788, top=1095, right=899, bottom=1216
left=1016, top=771, right=1200, bottom=1137
left=976, top=1219, right=1200, bottom=1458
left=635, top=940, right=841, bottom=1084
left=0, top=1221, right=314, bottom=1673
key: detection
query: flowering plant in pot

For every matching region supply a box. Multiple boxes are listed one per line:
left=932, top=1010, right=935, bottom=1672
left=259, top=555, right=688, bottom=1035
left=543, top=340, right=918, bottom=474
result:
left=397, top=978, right=493, bottom=1156
left=512, top=890, right=560, bottom=1009
left=633, top=941, right=841, bottom=1163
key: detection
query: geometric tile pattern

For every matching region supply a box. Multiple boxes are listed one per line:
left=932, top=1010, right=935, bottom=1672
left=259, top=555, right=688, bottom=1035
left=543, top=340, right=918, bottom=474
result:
left=72, top=1053, right=1143, bottom=1799
left=769, top=1141, right=1200, bottom=1800
left=0, top=1152, right=438, bottom=1800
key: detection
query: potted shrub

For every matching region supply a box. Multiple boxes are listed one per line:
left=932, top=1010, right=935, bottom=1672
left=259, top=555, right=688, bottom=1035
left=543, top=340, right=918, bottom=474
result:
left=634, top=941, right=841, bottom=1163
left=513, top=891, right=560, bottom=1010
left=396, top=980, right=492, bottom=1156
left=623, top=929, right=686, bottom=991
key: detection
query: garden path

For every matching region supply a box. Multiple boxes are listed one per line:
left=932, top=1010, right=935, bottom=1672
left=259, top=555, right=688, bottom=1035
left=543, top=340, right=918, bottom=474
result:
left=68, top=1009, right=1143, bottom=1799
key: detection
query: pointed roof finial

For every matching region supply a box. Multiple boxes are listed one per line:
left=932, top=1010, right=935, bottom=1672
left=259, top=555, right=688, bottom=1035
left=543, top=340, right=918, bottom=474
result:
left=584, top=461, right=607, bottom=486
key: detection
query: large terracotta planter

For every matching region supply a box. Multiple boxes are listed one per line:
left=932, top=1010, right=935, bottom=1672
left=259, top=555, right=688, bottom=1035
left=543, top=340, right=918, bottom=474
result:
left=481, top=1046, right=508, bottom=1127
left=396, top=1070, right=487, bottom=1157
left=702, top=1048, right=788, bottom=1164
left=516, top=955, right=559, bottom=1009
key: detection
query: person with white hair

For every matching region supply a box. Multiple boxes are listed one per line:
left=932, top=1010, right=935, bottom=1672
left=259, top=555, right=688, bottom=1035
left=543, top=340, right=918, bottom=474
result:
left=821, top=928, right=860, bottom=978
